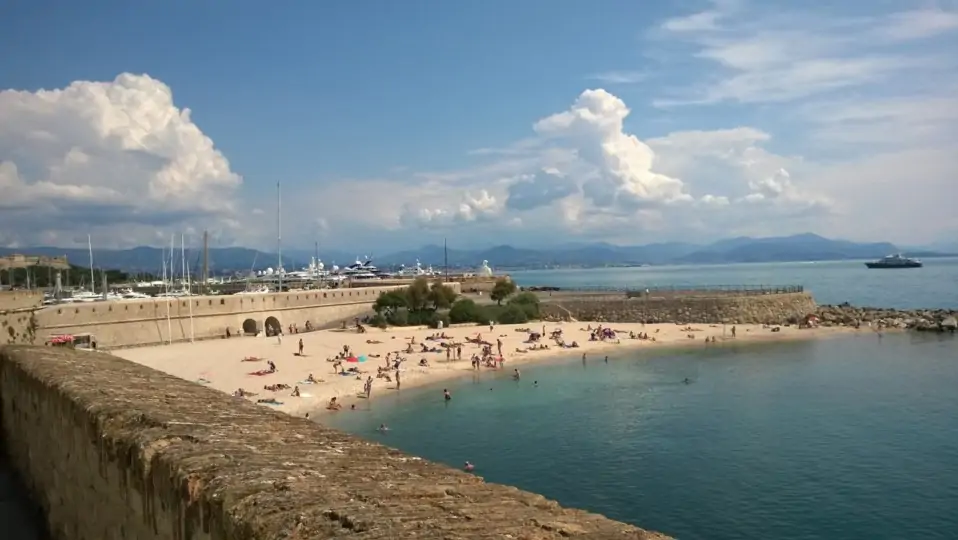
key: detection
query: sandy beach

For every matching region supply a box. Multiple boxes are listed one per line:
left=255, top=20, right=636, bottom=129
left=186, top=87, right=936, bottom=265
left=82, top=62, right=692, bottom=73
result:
left=114, top=320, right=859, bottom=418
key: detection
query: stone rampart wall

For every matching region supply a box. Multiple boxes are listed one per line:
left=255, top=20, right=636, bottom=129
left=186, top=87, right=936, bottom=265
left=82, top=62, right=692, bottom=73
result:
left=0, top=290, right=43, bottom=312
left=0, top=345, right=668, bottom=540
left=1, top=310, right=37, bottom=346
left=541, top=292, right=817, bottom=324
left=6, top=283, right=462, bottom=349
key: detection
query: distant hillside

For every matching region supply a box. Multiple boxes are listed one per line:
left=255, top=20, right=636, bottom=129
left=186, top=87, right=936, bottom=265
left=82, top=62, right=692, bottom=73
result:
left=377, top=234, right=924, bottom=268
left=3, top=233, right=950, bottom=273
left=673, top=233, right=899, bottom=264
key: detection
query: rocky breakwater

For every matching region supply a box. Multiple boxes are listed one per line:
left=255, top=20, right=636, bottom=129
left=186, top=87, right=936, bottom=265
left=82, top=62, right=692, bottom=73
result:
left=815, top=304, right=958, bottom=332
left=540, top=292, right=817, bottom=325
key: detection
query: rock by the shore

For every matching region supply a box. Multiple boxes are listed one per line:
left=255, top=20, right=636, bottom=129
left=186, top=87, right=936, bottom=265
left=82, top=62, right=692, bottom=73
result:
left=814, top=304, right=958, bottom=332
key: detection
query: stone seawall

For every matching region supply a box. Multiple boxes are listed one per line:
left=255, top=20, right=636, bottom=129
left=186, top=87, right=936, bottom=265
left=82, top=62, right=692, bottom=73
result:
left=0, top=290, right=43, bottom=311
left=541, top=292, right=817, bottom=325
left=2, top=284, right=464, bottom=349
left=0, top=345, right=669, bottom=540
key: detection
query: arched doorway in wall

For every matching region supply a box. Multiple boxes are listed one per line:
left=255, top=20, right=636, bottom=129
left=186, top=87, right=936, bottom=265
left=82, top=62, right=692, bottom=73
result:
left=242, top=318, right=259, bottom=335
left=264, top=316, right=282, bottom=336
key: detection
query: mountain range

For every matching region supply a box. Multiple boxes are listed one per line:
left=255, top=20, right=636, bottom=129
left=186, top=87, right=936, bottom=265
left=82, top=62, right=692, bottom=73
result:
left=1, top=234, right=952, bottom=274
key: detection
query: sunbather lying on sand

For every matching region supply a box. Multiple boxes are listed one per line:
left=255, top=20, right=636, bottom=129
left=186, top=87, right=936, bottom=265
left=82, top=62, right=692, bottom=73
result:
left=232, top=388, right=257, bottom=397
left=257, top=398, right=282, bottom=405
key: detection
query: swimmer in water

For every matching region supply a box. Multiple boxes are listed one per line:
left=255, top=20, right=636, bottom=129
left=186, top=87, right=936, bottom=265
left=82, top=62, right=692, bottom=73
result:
left=378, top=423, right=389, bottom=432
left=534, top=380, right=538, bottom=386
left=444, top=388, right=452, bottom=401
left=683, top=378, right=691, bottom=384
left=464, top=461, right=475, bottom=472
left=513, top=368, right=521, bottom=380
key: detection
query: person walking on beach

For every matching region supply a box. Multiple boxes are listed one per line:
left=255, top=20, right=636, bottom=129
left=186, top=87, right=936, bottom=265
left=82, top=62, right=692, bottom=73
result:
left=496, top=338, right=503, bottom=356
left=395, top=369, right=401, bottom=390
left=298, top=338, right=304, bottom=356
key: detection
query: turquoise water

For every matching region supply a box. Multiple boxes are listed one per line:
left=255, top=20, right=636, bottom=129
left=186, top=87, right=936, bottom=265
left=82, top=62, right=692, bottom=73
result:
left=325, top=333, right=958, bottom=540
left=511, top=258, right=958, bottom=309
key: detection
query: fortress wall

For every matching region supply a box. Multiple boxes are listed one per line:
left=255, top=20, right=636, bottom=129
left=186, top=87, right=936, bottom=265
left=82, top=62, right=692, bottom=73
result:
left=0, top=345, right=668, bottom=540
left=29, top=283, right=461, bottom=349
left=0, top=290, right=43, bottom=311
left=1, top=310, right=37, bottom=346
left=541, top=292, right=817, bottom=325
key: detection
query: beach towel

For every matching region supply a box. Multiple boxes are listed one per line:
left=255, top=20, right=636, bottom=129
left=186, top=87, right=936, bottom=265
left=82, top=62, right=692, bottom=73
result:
left=297, top=380, right=316, bottom=385
left=196, top=378, right=212, bottom=385
left=299, top=392, right=313, bottom=398
left=241, top=356, right=262, bottom=362
left=264, top=401, right=283, bottom=406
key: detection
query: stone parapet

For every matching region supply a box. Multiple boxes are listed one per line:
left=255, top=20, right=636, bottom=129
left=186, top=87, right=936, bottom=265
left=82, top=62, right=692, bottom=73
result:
left=0, top=345, right=670, bottom=540
left=541, top=292, right=817, bottom=325
left=0, top=290, right=44, bottom=312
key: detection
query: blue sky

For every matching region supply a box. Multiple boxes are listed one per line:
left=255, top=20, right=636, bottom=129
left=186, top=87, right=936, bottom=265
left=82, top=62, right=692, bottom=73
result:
left=1, top=0, right=956, bottom=252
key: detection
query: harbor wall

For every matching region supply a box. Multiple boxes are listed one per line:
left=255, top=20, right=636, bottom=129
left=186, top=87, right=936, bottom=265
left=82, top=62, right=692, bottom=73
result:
left=26, top=283, right=459, bottom=349
left=1, top=310, right=37, bottom=346
left=0, top=290, right=43, bottom=312
left=0, top=345, right=669, bottom=540
left=541, top=292, right=817, bottom=325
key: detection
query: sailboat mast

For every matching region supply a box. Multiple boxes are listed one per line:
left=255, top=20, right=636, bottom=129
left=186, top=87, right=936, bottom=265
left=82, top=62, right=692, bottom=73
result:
left=277, top=181, right=283, bottom=293
left=181, top=234, right=186, bottom=292
left=167, top=235, right=173, bottom=344
left=186, top=241, right=194, bottom=342
left=88, top=234, right=95, bottom=294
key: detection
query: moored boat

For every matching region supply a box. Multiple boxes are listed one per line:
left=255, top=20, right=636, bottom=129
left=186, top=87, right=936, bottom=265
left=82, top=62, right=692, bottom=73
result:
left=864, top=254, right=923, bottom=269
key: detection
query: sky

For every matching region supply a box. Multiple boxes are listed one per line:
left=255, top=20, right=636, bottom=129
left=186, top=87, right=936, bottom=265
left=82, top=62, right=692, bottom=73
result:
left=1, top=0, right=957, bottom=252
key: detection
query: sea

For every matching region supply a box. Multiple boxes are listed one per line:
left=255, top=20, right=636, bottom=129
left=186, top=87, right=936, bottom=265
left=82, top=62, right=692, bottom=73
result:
left=4, top=259, right=957, bottom=539
left=326, top=333, right=958, bottom=540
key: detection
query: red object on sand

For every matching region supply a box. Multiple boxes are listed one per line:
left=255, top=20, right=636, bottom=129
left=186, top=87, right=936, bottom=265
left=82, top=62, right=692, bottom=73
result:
left=345, top=356, right=359, bottom=363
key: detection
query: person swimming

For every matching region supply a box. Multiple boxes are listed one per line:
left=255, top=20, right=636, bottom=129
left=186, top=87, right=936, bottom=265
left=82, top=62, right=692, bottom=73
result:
left=463, top=461, right=475, bottom=472
left=443, top=389, right=452, bottom=401
left=378, top=423, right=389, bottom=432
left=512, top=368, right=521, bottom=380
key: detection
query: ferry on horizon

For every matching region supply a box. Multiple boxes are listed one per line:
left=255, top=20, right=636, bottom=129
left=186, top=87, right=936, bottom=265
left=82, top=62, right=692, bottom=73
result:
left=864, top=254, right=923, bottom=269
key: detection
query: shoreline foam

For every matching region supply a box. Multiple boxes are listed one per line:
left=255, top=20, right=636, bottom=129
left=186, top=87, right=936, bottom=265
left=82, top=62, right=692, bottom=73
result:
left=115, top=320, right=861, bottom=419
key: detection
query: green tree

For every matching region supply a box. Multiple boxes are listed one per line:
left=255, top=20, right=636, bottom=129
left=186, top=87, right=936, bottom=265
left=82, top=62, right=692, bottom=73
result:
left=508, top=291, right=540, bottom=318
left=374, top=289, right=408, bottom=318
left=496, top=304, right=529, bottom=324
left=490, top=278, right=518, bottom=305
left=449, top=298, right=485, bottom=324
left=428, top=280, right=458, bottom=310
left=405, top=277, right=431, bottom=311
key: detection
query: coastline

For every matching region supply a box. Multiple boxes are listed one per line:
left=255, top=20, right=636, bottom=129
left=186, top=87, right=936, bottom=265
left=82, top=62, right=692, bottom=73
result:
left=114, top=320, right=861, bottom=419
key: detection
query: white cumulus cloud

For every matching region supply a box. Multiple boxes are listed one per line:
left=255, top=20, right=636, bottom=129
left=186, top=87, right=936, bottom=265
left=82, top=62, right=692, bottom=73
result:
left=533, top=89, right=695, bottom=211
left=0, top=73, right=242, bottom=247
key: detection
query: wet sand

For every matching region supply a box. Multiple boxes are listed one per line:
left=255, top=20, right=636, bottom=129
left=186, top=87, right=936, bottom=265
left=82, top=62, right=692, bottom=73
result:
left=115, top=321, right=857, bottom=418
